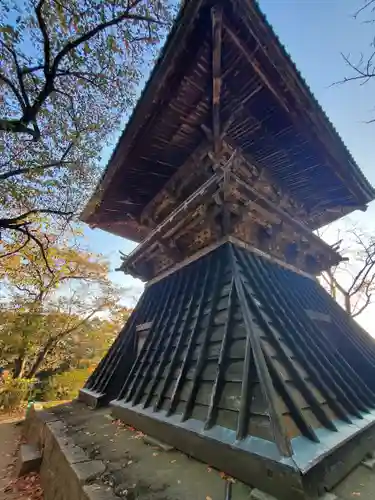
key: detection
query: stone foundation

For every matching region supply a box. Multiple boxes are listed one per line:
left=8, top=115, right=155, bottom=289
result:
left=22, top=406, right=115, bottom=500
left=21, top=401, right=375, bottom=500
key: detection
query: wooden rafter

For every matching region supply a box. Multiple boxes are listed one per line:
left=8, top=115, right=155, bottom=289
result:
left=211, top=5, right=223, bottom=155
left=139, top=141, right=210, bottom=226
left=223, top=19, right=289, bottom=114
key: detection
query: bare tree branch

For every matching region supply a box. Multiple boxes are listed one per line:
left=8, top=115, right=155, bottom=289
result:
left=52, top=11, right=163, bottom=71
left=0, top=209, right=73, bottom=227
left=0, top=118, right=39, bottom=138
left=0, top=71, right=26, bottom=111
left=21, top=64, right=45, bottom=75
left=0, top=233, right=31, bottom=259
left=16, top=226, right=53, bottom=274
left=0, top=142, right=75, bottom=181
left=35, top=0, right=51, bottom=76
left=322, top=226, right=375, bottom=319
left=24, top=306, right=101, bottom=378
left=0, top=6, right=164, bottom=138
left=352, top=287, right=372, bottom=318
left=354, top=0, right=375, bottom=19
left=0, top=160, right=74, bottom=181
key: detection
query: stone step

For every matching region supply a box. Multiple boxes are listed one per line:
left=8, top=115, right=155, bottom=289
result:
left=16, top=444, right=42, bottom=477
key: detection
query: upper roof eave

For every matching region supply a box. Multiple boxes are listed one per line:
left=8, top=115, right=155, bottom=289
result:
left=80, top=0, right=206, bottom=226
left=81, top=0, right=375, bottom=235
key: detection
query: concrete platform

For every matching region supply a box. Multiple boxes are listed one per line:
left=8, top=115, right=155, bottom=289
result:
left=22, top=401, right=375, bottom=500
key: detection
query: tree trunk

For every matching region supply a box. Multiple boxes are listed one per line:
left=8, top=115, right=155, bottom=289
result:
left=326, top=269, right=337, bottom=299
left=344, top=293, right=352, bottom=316
left=329, top=278, right=336, bottom=299
left=13, top=356, right=25, bottom=378
left=25, top=313, right=98, bottom=379
left=25, top=339, right=54, bottom=379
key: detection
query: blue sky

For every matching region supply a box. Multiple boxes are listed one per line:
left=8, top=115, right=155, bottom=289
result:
left=83, top=0, right=375, bottom=325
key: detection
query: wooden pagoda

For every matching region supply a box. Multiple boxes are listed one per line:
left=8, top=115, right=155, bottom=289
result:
left=79, top=1, right=375, bottom=498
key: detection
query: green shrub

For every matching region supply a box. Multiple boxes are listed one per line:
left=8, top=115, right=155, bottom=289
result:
left=41, top=368, right=91, bottom=401
left=0, top=377, right=36, bottom=411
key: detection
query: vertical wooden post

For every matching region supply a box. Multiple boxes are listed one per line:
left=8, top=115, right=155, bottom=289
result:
left=211, top=5, right=223, bottom=155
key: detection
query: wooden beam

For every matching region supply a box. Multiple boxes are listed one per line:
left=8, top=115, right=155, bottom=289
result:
left=231, top=173, right=341, bottom=261
left=140, top=141, right=210, bottom=225
left=224, top=19, right=289, bottom=114
left=221, top=84, right=263, bottom=136
left=211, top=6, right=223, bottom=154
left=120, top=173, right=223, bottom=272
left=157, top=241, right=183, bottom=263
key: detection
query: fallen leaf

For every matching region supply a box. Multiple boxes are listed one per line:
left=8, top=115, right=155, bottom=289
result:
left=206, top=496, right=213, bottom=500
left=170, top=459, right=177, bottom=464
left=152, top=452, right=159, bottom=457
left=219, top=471, right=235, bottom=482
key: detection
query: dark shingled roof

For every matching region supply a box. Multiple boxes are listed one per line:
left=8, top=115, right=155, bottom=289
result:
left=81, top=0, right=375, bottom=242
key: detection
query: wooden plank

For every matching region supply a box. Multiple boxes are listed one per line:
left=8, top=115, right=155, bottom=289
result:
left=147, top=238, right=229, bottom=287
left=216, top=408, right=238, bottom=431
left=305, top=309, right=332, bottom=323
left=261, top=255, right=370, bottom=416
left=206, top=280, right=235, bottom=428
left=181, top=254, right=223, bottom=421
left=211, top=5, right=223, bottom=154
left=238, top=247, right=341, bottom=431
left=224, top=360, right=245, bottom=381
left=251, top=383, right=270, bottom=415
left=230, top=245, right=293, bottom=456
left=119, top=278, right=174, bottom=402
left=136, top=321, right=153, bottom=332
left=92, top=290, right=153, bottom=393
left=265, top=351, right=319, bottom=442
left=224, top=19, right=290, bottom=114
left=166, top=255, right=214, bottom=416
left=218, top=381, right=242, bottom=412
left=143, top=267, right=194, bottom=408
left=139, top=142, right=210, bottom=226
left=153, top=260, right=204, bottom=410
left=229, top=236, right=316, bottom=281
left=132, top=274, right=184, bottom=404
left=241, top=248, right=351, bottom=424
left=247, top=414, right=274, bottom=442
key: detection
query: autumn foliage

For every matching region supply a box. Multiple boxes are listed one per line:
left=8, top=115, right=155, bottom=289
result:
left=0, top=229, right=132, bottom=408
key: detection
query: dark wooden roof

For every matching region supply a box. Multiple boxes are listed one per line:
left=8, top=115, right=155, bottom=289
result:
left=82, top=0, right=375, bottom=241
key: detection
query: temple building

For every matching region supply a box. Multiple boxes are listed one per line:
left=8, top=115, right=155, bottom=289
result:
left=79, top=1, right=375, bottom=498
